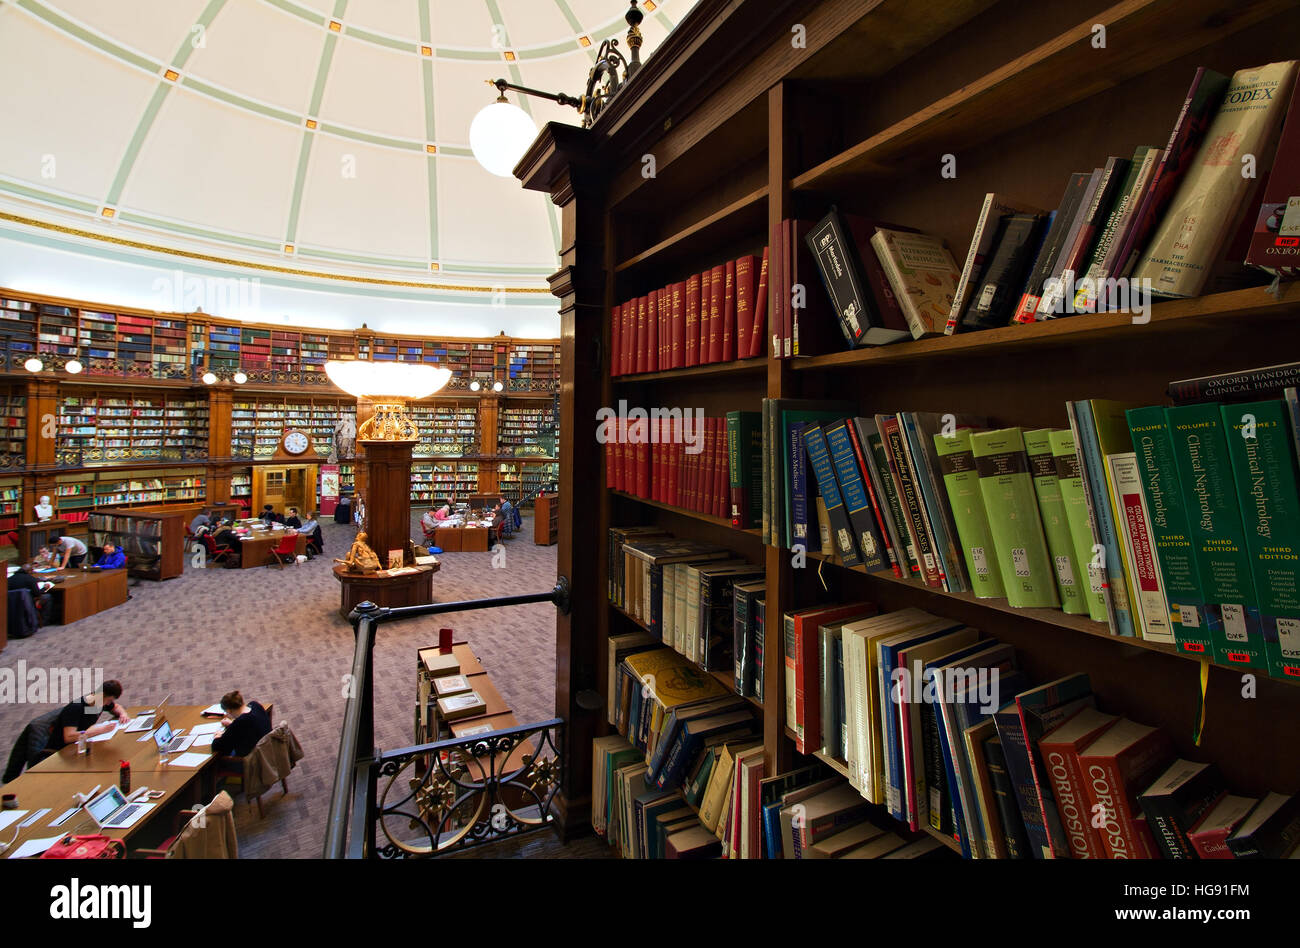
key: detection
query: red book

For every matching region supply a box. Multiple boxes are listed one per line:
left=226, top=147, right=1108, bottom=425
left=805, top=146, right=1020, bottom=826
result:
left=615, top=439, right=625, bottom=493
left=670, top=282, right=685, bottom=369
left=686, top=432, right=700, bottom=511
left=647, top=289, right=659, bottom=373
left=658, top=289, right=668, bottom=371
left=610, top=303, right=622, bottom=377
left=651, top=424, right=660, bottom=503
left=714, top=420, right=728, bottom=518
left=734, top=255, right=755, bottom=361
left=701, top=420, right=715, bottom=513
left=785, top=602, right=875, bottom=755
left=750, top=246, right=768, bottom=359
left=684, top=274, right=701, bottom=367
left=1079, top=719, right=1174, bottom=860
left=676, top=438, right=685, bottom=507
left=1038, top=708, right=1119, bottom=859
left=1188, top=794, right=1258, bottom=859
left=635, top=295, right=648, bottom=374
left=668, top=424, right=680, bottom=506
left=698, top=268, right=713, bottom=364
left=771, top=222, right=783, bottom=359
left=722, top=260, right=737, bottom=362
left=621, top=299, right=634, bottom=375
left=707, top=264, right=725, bottom=364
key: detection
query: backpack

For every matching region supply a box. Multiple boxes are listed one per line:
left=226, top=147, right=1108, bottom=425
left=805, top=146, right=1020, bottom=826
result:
left=41, top=834, right=125, bottom=859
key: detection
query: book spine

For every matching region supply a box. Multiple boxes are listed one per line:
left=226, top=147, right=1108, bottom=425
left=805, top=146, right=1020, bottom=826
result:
left=983, top=737, right=1031, bottom=859
left=1040, top=740, right=1108, bottom=858
left=735, top=257, right=753, bottom=363
left=803, top=424, right=861, bottom=566
left=1051, top=429, right=1113, bottom=624
left=671, top=281, right=685, bottom=370
left=901, top=413, right=966, bottom=592
left=727, top=412, right=746, bottom=528
left=1081, top=757, right=1144, bottom=859
left=883, top=417, right=940, bottom=586
left=871, top=431, right=921, bottom=578
left=789, top=422, right=810, bottom=550
left=948, top=192, right=997, bottom=334
left=734, top=586, right=751, bottom=695
left=722, top=260, right=736, bottom=362
left=708, top=264, right=725, bottom=364
left=685, top=275, right=701, bottom=367
left=993, top=710, right=1051, bottom=858
left=750, top=246, right=769, bottom=359
left=1071, top=402, right=1135, bottom=635
left=1109, top=452, right=1177, bottom=643
left=934, top=429, right=1005, bottom=598
left=847, top=419, right=900, bottom=576
left=1025, top=429, right=1087, bottom=614
left=825, top=420, right=888, bottom=570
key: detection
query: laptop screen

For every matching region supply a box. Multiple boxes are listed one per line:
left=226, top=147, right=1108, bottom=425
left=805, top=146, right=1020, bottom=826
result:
left=86, top=786, right=127, bottom=823
left=152, top=721, right=174, bottom=749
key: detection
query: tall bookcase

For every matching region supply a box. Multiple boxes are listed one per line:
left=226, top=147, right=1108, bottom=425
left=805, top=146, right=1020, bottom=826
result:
left=519, top=0, right=1300, bottom=841
left=88, top=508, right=186, bottom=580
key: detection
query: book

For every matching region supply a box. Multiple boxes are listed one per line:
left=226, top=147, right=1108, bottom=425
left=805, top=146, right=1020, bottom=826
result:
left=1166, top=403, right=1267, bottom=668
left=805, top=207, right=911, bottom=347
left=696, top=563, right=765, bottom=672
left=788, top=219, right=838, bottom=357
left=863, top=419, right=920, bottom=580
left=1012, top=173, right=1093, bottom=323
left=1138, top=759, right=1227, bottom=859
left=963, top=213, right=1046, bottom=329
left=1114, top=67, right=1230, bottom=279
left=749, top=245, right=769, bottom=359
left=1220, top=399, right=1300, bottom=680
left=757, top=765, right=821, bottom=858
left=1187, top=793, right=1259, bottom=859
left=963, top=720, right=1006, bottom=858
left=665, top=824, right=722, bottom=859
left=1168, top=362, right=1300, bottom=405
left=1135, top=61, right=1299, bottom=297
left=1039, top=157, right=1132, bottom=318
left=784, top=601, right=875, bottom=755
left=1024, top=429, right=1086, bottom=614
left=684, top=273, right=701, bottom=367
left=1079, top=718, right=1175, bottom=859
left=845, top=418, right=901, bottom=577
left=732, top=579, right=765, bottom=698
left=949, top=193, right=1046, bottom=333
left=870, top=228, right=961, bottom=339
left=803, top=422, right=860, bottom=566
left=971, top=428, right=1060, bottom=608
left=432, top=674, right=472, bottom=698
left=1107, top=451, right=1176, bottom=644
left=1226, top=792, right=1300, bottom=858
left=436, top=690, right=486, bottom=721
left=901, top=411, right=978, bottom=594
left=825, top=418, right=889, bottom=570
left=1071, top=147, right=1152, bottom=310
left=805, top=821, right=886, bottom=858
left=726, top=410, right=763, bottom=529
left=1037, top=707, right=1119, bottom=858
left=1124, top=408, right=1218, bottom=657
left=982, top=734, right=1031, bottom=859
left=880, top=414, right=942, bottom=588
left=1247, top=68, right=1300, bottom=275
left=734, top=255, right=754, bottom=362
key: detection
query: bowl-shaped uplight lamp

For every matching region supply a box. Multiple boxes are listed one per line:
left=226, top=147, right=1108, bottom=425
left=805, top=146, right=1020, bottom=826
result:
left=325, top=361, right=451, bottom=441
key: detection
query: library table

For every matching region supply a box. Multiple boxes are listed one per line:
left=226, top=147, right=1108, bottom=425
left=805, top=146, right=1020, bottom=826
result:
left=235, top=529, right=307, bottom=569
left=42, top=567, right=129, bottom=624
left=430, top=525, right=491, bottom=552
left=30, top=705, right=217, bottom=775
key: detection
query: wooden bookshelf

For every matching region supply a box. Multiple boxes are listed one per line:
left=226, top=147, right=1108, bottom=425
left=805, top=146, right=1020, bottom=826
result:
left=521, top=0, right=1300, bottom=850
left=88, top=507, right=186, bottom=580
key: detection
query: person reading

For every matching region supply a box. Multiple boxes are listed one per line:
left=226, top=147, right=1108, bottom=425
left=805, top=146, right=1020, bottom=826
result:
left=433, top=500, right=451, bottom=521
left=421, top=508, right=439, bottom=543
left=49, top=680, right=130, bottom=751
left=211, top=690, right=272, bottom=758
left=94, top=542, right=126, bottom=569
left=48, top=534, right=87, bottom=569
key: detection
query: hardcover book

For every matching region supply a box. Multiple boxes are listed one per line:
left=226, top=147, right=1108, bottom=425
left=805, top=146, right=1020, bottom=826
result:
left=1226, top=791, right=1300, bottom=859
left=1187, top=793, right=1259, bottom=859
left=934, top=428, right=1004, bottom=599
left=805, top=208, right=911, bottom=347
left=1137, top=759, right=1227, bottom=859
left=869, top=228, right=961, bottom=339
left=949, top=193, right=1046, bottom=333
left=1078, top=718, right=1175, bottom=860
left=1024, top=428, right=1086, bottom=614
left=1038, top=707, right=1119, bottom=858
left=964, top=213, right=1046, bottom=329
left=1012, top=172, right=1092, bottom=323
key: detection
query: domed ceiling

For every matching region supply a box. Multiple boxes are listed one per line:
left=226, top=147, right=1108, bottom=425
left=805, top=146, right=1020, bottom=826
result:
left=0, top=0, right=695, bottom=325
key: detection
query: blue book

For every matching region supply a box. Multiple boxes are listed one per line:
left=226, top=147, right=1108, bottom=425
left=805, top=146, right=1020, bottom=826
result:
left=1068, top=400, right=1136, bottom=637
left=803, top=424, right=862, bottom=567
left=655, top=709, right=755, bottom=791
left=825, top=419, right=888, bottom=569
left=761, top=800, right=785, bottom=859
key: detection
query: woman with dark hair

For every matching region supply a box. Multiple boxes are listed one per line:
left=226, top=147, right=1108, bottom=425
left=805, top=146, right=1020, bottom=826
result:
left=211, top=690, right=272, bottom=758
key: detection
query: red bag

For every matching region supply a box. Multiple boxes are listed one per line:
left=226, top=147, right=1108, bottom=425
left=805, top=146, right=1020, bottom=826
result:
left=40, top=834, right=125, bottom=859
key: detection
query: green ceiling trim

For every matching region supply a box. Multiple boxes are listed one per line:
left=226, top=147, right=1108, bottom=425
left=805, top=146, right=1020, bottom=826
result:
left=172, top=0, right=228, bottom=70
left=0, top=179, right=98, bottom=214
left=317, top=123, right=424, bottom=151
left=438, top=145, right=474, bottom=158
left=283, top=129, right=315, bottom=245
left=343, top=24, right=416, bottom=52
left=441, top=262, right=556, bottom=276
left=16, top=0, right=155, bottom=73
left=181, top=75, right=301, bottom=124
left=419, top=2, right=438, bottom=264
left=552, top=0, right=596, bottom=63
left=261, top=0, right=324, bottom=27
left=295, top=246, right=427, bottom=269
left=117, top=211, right=282, bottom=251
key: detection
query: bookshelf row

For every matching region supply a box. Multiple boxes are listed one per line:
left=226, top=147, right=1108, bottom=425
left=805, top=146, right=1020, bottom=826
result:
left=230, top=396, right=357, bottom=460
left=1, top=291, right=559, bottom=389
left=55, top=467, right=207, bottom=521
left=57, top=393, right=207, bottom=465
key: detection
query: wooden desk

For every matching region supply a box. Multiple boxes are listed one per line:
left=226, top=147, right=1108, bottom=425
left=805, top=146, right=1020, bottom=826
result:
left=31, top=705, right=215, bottom=775
left=236, top=530, right=306, bottom=569
left=418, top=643, right=485, bottom=678
left=431, top=525, right=491, bottom=552
left=42, top=568, right=129, bottom=625
left=333, top=562, right=437, bottom=617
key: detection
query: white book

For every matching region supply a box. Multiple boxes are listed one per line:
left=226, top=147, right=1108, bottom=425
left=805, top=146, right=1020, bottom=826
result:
left=662, top=564, right=677, bottom=655
left=1107, top=452, right=1176, bottom=644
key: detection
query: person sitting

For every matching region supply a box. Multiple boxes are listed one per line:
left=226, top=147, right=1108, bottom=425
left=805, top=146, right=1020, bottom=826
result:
left=93, top=542, right=126, bottom=570
left=433, top=499, right=451, bottom=521
left=298, top=511, right=323, bottom=558
left=7, top=562, right=53, bottom=626
left=48, top=680, right=130, bottom=753
left=259, top=504, right=284, bottom=526
left=189, top=509, right=211, bottom=535
left=213, top=521, right=242, bottom=557
left=211, top=690, right=272, bottom=759
left=284, top=507, right=302, bottom=529
left=497, top=495, right=516, bottom=539
left=48, top=534, right=87, bottom=569
left=420, top=508, right=439, bottom=543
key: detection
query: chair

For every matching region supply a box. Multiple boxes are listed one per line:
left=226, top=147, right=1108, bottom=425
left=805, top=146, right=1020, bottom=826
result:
left=267, top=534, right=300, bottom=569
left=3, top=707, right=62, bottom=783
left=202, top=533, right=237, bottom=567
left=227, top=720, right=301, bottom=819
left=7, top=589, right=39, bottom=639
left=134, top=791, right=238, bottom=859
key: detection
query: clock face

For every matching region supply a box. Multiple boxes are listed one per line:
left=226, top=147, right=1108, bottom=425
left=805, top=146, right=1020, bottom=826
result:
left=283, top=431, right=310, bottom=455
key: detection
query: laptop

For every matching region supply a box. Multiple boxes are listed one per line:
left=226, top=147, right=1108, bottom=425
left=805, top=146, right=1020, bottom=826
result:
left=125, top=693, right=171, bottom=733
left=83, top=786, right=154, bottom=829
left=152, top=720, right=195, bottom=754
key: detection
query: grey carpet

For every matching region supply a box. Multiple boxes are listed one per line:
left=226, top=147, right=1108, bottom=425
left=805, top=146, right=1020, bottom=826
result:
left=0, top=511, right=606, bottom=858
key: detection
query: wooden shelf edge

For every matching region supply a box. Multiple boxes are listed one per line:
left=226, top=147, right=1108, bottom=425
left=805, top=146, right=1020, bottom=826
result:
left=614, top=185, right=768, bottom=275
left=789, top=286, right=1300, bottom=372
left=613, top=357, right=766, bottom=385
left=611, top=489, right=764, bottom=536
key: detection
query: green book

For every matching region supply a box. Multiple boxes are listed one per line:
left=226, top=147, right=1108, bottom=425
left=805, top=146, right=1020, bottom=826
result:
left=1165, top=404, right=1266, bottom=669
left=1050, top=429, right=1109, bottom=623
left=726, top=410, right=763, bottom=529
left=933, top=428, right=1004, bottom=598
left=971, top=428, right=1060, bottom=609
left=1124, top=406, right=1216, bottom=657
left=1220, top=400, right=1300, bottom=681
left=1024, top=429, right=1086, bottom=614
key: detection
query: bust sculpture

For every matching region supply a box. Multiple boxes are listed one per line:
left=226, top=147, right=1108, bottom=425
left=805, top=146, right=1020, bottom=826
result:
left=336, top=530, right=380, bottom=573
left=34, top=495, right=53, bottom=522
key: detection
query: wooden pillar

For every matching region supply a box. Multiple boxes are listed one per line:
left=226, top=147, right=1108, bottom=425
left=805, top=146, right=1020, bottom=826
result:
left=24, top=378, right=60, bottom=518
left=353, top=397, right=375, bottom=502
left=358, top=439, right=415, bottom=567
left=206, top=386, right=234, bottom=505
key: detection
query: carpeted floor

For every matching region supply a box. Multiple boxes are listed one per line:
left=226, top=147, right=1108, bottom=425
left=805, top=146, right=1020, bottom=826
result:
left=0, top=511, right=608, bottom=859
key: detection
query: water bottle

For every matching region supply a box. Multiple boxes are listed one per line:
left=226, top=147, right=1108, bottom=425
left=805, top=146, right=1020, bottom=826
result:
left=76, top=731, right=87, bottom=756
left=118, top=760, right=130, bottom=795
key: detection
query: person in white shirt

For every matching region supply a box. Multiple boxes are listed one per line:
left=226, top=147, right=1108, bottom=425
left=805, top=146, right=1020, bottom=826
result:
left=297, top=511, right=323, bottom=557
left=47, top=534, right=88, bottom=569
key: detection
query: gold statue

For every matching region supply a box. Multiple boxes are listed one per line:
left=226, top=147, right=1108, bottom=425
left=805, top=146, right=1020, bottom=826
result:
left=336, top=531, right=381, bottom=572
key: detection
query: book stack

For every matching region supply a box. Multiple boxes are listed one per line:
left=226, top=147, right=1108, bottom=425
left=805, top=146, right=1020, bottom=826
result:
left=609, top=250, right=768, bottom=376
left=604, top=414, right=741, bottom=520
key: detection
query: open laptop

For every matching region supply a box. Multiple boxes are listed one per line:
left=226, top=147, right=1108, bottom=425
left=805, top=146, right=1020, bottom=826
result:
left=83, top=786, right=154, bottom=829
left=125, top=693, right=171, bottom=733
left=152, top=720, right=195, bottom=754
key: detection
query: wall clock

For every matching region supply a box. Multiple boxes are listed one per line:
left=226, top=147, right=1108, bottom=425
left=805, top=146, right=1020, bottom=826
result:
left=281, top=430, right=312, bottom=456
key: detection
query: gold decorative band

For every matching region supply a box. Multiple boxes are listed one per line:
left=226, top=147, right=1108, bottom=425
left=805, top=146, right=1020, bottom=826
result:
left=0, top=211, right=553, bottom=294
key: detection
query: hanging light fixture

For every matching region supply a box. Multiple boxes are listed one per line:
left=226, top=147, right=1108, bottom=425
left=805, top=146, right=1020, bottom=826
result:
left=65, top=359, right=83, bottom=374
left=233, top=370, right=248, bottom=384
left=492, top=380, right=504, bottom=392
left=202, top=370, right=217, bottom=385
left=24, top=357, right=43, bottom=373
left=472, top=2, right=644, bottom=176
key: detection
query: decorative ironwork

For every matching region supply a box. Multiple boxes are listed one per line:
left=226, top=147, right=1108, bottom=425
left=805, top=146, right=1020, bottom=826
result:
left=372, top=719, right=564, bottom=858
left=357, top=401, right=419, bottom=441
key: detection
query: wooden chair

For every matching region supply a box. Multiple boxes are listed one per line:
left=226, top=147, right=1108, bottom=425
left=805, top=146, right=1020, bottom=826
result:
left=202, top=533, right=238, bottom=567
left=267, top=534, right=299, bottom=569
left=214, top=704, right=277, bottom=817
left=134, top=791, right=237, bottom=859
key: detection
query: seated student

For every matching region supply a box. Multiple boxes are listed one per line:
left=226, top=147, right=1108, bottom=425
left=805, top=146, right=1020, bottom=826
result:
left=420, top=508, right=439, bottom=543
left=189, top=509, right=211, bottom=535
left=284, top=507, right=302, bottom=529
left=48, top=680, right=130, bottom=752
left=7, top=563, right=53, bottom=625
left=433, top=499, right=452, bottom=521
left=93, top=542, right=126, bottom=570
left=212, top=521, right=242, bottom=553
left=211, top=690, right=272, bottom=758
left=298, top=511, right=323, bottom=557
left=48, top=534, right=88, bottom=569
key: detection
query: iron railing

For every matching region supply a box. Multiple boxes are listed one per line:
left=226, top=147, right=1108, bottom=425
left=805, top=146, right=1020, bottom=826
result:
left=323, top=578, right=571, bottom=858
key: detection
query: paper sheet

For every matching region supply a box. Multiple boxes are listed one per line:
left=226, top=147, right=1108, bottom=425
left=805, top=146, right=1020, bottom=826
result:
left=189, top=722, right=221, bottom=735
left=18, top=808, right=51, bottom=828
left=49, top=806, right=79, bottom=828
left=201, top=703, right=225, bottom=716
left=0, top=810, right=29, bottom=831
left=88, top=722, right=124, bottom=742
left=165, top=752, right=209, bottom=768
left=191, top=734, right=215, bottom=748
left=9, top=835, right=62, bottom=859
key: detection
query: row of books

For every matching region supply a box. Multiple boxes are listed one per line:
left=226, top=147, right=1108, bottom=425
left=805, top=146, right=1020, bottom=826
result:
left=796, top=62, right=1299, bottom=355
left=603, top=415, right=735, bottom=519
left=610, top=250, right=768, bottom=375
left=760, top=362, right=1300, bottom=681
